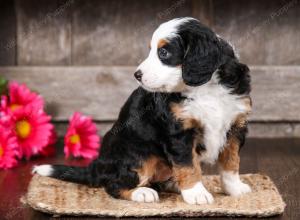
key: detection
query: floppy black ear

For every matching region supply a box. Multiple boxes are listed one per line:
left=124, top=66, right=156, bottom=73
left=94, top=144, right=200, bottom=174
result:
left=219, top=58, right=251, bottom=95
left=182, top=34, right=224, bottom=86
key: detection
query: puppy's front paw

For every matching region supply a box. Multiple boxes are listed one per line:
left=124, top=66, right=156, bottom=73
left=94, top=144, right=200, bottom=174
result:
left=181, top=182, right=214, bottom=205
left=131, top=187, right=159, bottom=203
left=223, top=181, right=251, bottom=197
left=221, top=171, right=252, bottom=197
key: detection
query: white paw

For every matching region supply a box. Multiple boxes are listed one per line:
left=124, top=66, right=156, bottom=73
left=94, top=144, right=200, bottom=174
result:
left=131, top=187, right=159, bottom=203
left=181, top=182, right=214, bottom=205
left=221, top=171, right=252, bottom=197
left=32, top=165, right=53, bottom=176
left=223, top=181, right=252, bottom=197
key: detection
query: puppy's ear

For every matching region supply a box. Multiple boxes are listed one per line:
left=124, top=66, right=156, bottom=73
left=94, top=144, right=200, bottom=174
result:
left=182, top=34, right=224, bottom=86
left=219, top=58, right=251, bottom=95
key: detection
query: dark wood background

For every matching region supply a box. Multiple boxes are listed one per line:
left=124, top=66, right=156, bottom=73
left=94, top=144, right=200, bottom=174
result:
left=0, top=0, right=300, bottom=138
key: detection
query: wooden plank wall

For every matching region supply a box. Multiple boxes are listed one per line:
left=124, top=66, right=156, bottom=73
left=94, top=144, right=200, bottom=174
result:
left=16, top=0, right=72, bottom=65
left=0, top=0, right=300, bottom=138
left=1, top=65, right=300, bottom=138
left=1, top=65, right=300, bottom=122
left=213, top=0, right=300, bottom=65
left=0, top=0, right=16, bottom=65
left=1, top=0, right=297, bottom=66
left=72, top=0, right=195, bottom=65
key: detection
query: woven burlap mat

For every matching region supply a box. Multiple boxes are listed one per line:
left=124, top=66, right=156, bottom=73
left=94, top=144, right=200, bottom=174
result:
left=23, top=174, right=285, bottom=217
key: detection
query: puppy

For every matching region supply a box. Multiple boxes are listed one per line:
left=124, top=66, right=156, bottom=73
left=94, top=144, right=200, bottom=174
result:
left=33, top=17, right=251, bottom=205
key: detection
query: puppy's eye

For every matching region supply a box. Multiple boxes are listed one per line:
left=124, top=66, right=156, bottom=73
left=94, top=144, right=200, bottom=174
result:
left=158, top=48, right=170, bottom=59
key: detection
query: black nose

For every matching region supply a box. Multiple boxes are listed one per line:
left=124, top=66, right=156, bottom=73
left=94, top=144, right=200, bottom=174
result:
left=134, top=70, right=143, bottom=82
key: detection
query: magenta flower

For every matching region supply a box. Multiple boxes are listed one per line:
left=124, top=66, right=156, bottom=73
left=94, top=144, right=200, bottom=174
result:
left=64, top=112, right=100, bottom=159
left=6, top=106, right=55, bottom=159
left=0, top=81, right=57, bottom=159
left=0, top=81, right=44, bottom=113
left=0, top=123, right=20, bottom=169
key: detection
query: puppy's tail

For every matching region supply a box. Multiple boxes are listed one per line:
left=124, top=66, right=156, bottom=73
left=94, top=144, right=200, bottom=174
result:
left=32, top=160, right=108, bottom=187
left=32, top=164, right=92, bottom=185
left=32, top=159, right=139, bottom=189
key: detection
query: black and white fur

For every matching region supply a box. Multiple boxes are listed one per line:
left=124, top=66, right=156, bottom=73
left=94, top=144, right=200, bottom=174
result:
left=33, top=17, right=251, bottom=205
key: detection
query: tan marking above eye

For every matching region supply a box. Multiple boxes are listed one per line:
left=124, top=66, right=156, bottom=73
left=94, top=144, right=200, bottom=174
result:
left=157, top=39, right=168, bottom=48
left=148, top=40, right=151, bottom=49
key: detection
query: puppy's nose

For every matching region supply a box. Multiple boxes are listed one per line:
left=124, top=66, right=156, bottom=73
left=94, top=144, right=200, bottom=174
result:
left=134, top=70, right=143, bottom=82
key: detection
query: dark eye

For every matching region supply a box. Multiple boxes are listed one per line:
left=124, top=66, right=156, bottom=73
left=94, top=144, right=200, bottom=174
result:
left=158, top=48, right=170, bottom=59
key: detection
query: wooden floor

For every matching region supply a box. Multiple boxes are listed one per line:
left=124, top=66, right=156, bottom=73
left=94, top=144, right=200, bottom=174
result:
left=0, top=138, right=299, bottom=220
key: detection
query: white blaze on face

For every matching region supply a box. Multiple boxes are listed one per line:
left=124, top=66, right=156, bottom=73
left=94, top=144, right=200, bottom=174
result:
left=136, top=18, right=191, bottom=92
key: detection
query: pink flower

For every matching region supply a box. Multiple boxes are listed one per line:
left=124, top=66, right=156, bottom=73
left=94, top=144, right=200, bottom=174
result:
left=0, top=95, right=10, bottom=116
left=0, top=123, right=19, bottom=169
left=0, top=81, right=44, bottom=114
left=0, top=81, right=57, bottom=159
left=64, top=112, right=100, bottom=159
left=6, top=105, right=55, bottom=159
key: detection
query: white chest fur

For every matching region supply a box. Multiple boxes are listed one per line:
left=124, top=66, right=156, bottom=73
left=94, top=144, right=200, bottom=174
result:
left=182, top=74, right=249, bottom=164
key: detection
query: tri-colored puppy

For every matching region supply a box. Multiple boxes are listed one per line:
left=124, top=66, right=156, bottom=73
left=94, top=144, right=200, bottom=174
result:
left=33, top=17, right=252, bottom=205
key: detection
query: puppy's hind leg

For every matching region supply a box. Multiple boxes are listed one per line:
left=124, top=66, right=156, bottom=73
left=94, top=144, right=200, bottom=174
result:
left=119, top=187, right=159, bottom=203
left=104, top=157, right=160, bottom=203
left=151, top=180, right=180, bottom=194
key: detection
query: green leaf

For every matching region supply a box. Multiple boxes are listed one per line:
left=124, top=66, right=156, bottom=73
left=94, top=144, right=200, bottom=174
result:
left=0, top=76, right=8, bottom=96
